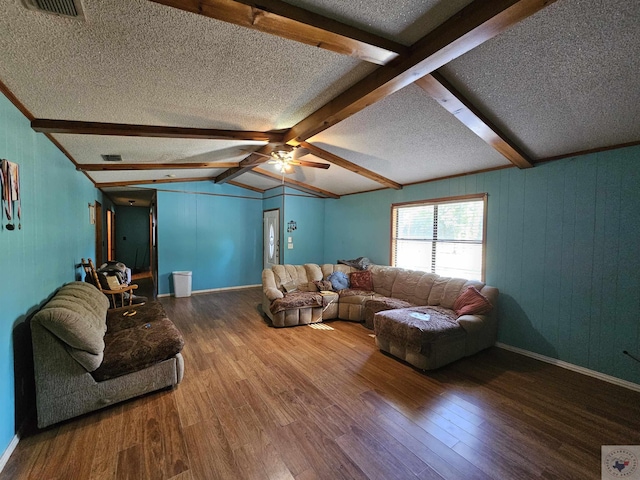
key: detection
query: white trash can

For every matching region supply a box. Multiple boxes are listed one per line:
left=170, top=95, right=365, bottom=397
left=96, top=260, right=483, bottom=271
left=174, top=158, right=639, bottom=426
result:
left=173, top=271, right=192, bottom=297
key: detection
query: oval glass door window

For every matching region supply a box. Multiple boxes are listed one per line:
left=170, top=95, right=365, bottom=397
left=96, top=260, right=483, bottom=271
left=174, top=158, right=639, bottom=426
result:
left=269, top=224, right=275, bottom=259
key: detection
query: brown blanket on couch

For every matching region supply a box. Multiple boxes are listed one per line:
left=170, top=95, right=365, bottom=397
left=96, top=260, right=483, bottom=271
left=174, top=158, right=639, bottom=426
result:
left=374, top=306, right=464, bottom=355
left=92, top=301, right=184, bottom=381
left=270, top=291, right=323, bottom=314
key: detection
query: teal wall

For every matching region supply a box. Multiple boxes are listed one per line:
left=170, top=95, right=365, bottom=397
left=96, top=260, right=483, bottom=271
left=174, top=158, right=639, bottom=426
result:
left=261, top=186, right=325, bottom=265
left=115, top=205, right=150, bottom=270
left=0, top=93, right=98, bottom=455
left=323, top=146, right=640, bottom=384
left=154, top=182, right=264, bottom=295
left=282, top=189, right=325, bottom=265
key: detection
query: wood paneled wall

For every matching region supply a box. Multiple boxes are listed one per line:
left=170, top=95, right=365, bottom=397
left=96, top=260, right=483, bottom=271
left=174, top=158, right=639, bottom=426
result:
left=323, top=145, right=640, bottom=384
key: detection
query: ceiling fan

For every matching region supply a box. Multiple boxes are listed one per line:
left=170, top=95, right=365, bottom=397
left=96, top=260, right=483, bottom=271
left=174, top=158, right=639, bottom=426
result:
left=244, top=144, right=330, bottom=173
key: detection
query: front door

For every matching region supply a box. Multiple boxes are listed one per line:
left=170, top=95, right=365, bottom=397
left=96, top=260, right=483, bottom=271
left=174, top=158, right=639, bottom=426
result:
left=263, top=209, right=279, bottom=269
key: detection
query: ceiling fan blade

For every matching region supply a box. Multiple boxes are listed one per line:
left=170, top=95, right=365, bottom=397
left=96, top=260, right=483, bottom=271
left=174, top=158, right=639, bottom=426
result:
left=292, top=147, right=310, bottom=159
left=291, top=159, right=330, bottom=169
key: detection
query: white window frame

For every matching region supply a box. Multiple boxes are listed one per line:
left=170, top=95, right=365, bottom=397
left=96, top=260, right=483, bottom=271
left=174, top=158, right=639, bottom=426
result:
left=390, top=193, right=487, bottom=282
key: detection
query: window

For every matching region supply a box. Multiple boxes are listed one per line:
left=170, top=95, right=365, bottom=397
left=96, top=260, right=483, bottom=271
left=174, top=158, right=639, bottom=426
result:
left=391, top=194, right=487, bottom=281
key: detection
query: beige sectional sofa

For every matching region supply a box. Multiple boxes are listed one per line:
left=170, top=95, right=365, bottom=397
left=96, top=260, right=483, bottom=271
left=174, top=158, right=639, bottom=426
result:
left=31, top=282, right=184, bottom=428
left=262, top=263, right=499, bottom=369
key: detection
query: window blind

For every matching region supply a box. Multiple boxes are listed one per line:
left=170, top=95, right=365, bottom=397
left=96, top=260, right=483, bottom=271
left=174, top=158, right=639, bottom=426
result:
left=392, top=195, right=486, bottom=281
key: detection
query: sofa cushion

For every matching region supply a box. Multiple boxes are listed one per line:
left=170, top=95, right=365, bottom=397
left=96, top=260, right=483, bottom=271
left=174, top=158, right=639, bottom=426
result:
left=57, top=282, right=110, bottom=312
left=350, top=270, right=373, bottom=291
left=320, top=264, right=354, bottom=281
left=426, top=277, right=448, bottom=305
left=440, top=278, right=469, bottom=309
left=297, top=282, right=318, bottom=292
left=92, top=318, right=184, bottom=381
left=412, top=272, right=438, bottom=305
left=369, top=265, right=398, bottom=297
left=390, top=269, right=423, bottom=303
left=33, top=304, right=106, bottom=355
left=280, top=281, right=298, bottom=293
left=272, top=264, right=309, bottom=289
left=453, top=286, right=494, bottom=316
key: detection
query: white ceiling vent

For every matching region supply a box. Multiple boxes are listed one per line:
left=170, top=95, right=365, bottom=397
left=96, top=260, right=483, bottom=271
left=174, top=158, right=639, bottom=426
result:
left=101, top=154, right=122, bottom=162
left=22, top=0, right=85, bottom=18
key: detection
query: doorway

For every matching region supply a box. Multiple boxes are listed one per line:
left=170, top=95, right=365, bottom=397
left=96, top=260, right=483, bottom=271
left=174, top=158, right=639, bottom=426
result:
left=94, top=201, right=103, bottom=265
left=106, top=209, right=115, bottom=261
left=263, top=209, right=279, bottom=269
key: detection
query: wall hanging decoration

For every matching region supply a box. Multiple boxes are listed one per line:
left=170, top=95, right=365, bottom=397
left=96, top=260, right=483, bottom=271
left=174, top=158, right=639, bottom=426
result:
left=1, top=159, right=21, bottom=230
left=88, top=203, right=96, bottom=224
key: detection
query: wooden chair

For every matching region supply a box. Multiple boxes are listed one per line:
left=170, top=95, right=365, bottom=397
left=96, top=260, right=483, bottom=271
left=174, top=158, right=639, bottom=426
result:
left=81, top=258, right=143, bottom=309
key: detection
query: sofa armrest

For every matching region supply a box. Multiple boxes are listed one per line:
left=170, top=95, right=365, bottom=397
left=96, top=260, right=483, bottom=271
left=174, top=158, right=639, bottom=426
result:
left=456, top=314, right=489, bottom=334
left=262, top=269, right=284, bottom=301
left=458, top=311, right=498, bottom=355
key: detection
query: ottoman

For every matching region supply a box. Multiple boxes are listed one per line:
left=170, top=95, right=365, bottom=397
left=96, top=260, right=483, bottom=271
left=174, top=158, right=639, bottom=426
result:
left=363, top=297, right=413, bottom=330
left=373, top=306, right=467, bottom=370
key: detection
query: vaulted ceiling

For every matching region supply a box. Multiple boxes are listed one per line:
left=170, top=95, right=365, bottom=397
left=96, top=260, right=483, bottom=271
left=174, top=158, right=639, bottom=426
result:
left=1, top=0, right=638, bottom=204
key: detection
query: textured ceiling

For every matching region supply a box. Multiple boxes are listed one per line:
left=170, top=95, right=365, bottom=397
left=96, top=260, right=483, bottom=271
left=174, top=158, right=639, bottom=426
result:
left=440, top=0, right=640, bottom=159
left=59, top=135, right=266, bottom=165
left=1, top=0, right=372, bottom=131
left=0, top=0, right=638, bottom=198
left=285, top=0, right=474, bottom=45
left=309, top=84, right=510, bottom=184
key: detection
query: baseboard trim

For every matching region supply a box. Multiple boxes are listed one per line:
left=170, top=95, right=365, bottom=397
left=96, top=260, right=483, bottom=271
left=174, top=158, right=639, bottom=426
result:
left=0, top=432, right=20, bottom=474
left=158, top=284, right=261, bottom=298
left=495, top=342, right=640, bottom=393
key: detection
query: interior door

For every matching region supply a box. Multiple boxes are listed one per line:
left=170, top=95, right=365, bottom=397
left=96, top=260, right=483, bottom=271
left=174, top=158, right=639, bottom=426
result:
left=150, top=192, right=158, bottom=296
left=106, top=209, right=115, bottom=261
left=263, top=209, right=279, bottom=269
left=95, top=201, right=103, bottom=265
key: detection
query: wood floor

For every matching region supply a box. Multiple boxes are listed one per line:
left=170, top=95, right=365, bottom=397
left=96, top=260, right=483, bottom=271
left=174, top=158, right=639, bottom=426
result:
left=3, top=287, right=640, bottom=479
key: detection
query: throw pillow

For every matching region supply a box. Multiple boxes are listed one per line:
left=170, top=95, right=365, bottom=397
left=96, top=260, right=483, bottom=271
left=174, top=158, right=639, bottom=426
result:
left=453, top=286, right=493, bottom=316
left=314, top=280, right=333, bottom=291
left=350, top=270, right=373, bottom=291
left=280, top=281, right=298, bottom=293
left=326, top=271, right=350, bottom=291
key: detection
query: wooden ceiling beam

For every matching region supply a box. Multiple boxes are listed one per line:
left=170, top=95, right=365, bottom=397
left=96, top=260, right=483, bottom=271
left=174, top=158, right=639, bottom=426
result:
left=299, top=142, right=402, bottom=190
left=415, top=72, right=533, bottom=168
left=78, top=162, right=239, bottom=171
left=214, top=145, right=273, bottom=183
left=31, top=119, right=285, bottom=142
left=149, top=0, right=407, bottom=65
left=252, top=167, right=339, bottom=198
left=284, top=0, right=556, bottom=145
left=96, top=177, right=212, bottom=188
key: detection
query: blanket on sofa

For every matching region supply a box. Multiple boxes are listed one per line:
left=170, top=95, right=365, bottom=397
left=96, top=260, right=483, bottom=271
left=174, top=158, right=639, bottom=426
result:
left=374, top=306, right=464, bottom=355
left=270, top=291, right=323, bottom=314
left=92, top=301, right=184, bottom=381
